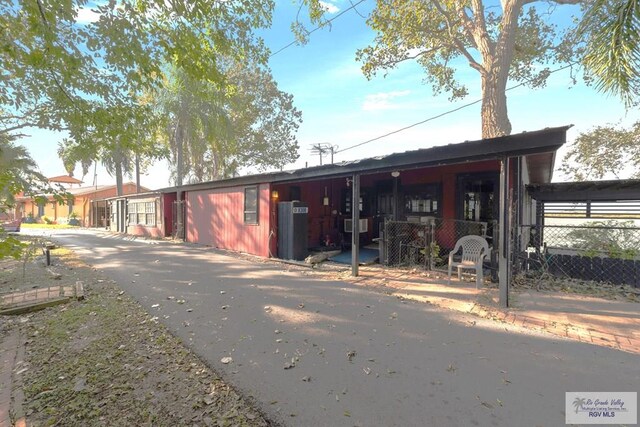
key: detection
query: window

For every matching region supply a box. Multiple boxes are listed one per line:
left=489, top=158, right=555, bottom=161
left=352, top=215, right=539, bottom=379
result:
left=127, top=201, right=156, bottom=226
left=145, top=202, right=155, bottom=225
left=37, top=203, right=45, bottom=217
left=403, top=184, right=441, bottom=217
left=244, top=187, right=258, bottom=224
left=128, top=202, right=137, bottom=224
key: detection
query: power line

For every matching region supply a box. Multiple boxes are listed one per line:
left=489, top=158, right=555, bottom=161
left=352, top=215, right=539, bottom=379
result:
left=336, top=62, right=579, bottom=154
left=269, top=0, right=368, bottom=58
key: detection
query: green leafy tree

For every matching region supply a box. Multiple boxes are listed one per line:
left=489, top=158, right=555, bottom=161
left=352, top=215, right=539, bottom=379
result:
left=0, top=134, right=64, bottom=259
left=303, top=0, right=586, bottom=138
left=2, top=0, right=275, bottom=198
left=1, top=0, right=274, bottom=138
left=0, top=134, right=46, bottom=211
left=560, top=121, right=640, bottom=180
left=579, top=0, right=640, bottom=107
left=156, top=62, right=301, bottom=184
left=564, top=220, right=638, bottom=259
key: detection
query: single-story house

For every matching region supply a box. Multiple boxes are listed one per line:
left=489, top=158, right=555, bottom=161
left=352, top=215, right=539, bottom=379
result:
left=109, top=126, right=571, bottom=306
left=166, top=126, right=567, bottom=261
left=15, top=176, right=147, bottom=226
left=100, top=191, right=175, bottom=238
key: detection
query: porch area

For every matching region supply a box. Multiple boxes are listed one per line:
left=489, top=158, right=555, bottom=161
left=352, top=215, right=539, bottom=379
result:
left=270, top=160, right=501, bottom=272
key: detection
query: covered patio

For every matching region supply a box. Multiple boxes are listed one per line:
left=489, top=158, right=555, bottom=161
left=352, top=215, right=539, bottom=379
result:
left=268, top=126, right=570, bottom=306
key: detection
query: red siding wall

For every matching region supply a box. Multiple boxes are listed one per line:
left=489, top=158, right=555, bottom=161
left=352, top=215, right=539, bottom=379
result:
left=271, top=160, right=501, bottom=248
left=186, top=184, right=271, bottom=257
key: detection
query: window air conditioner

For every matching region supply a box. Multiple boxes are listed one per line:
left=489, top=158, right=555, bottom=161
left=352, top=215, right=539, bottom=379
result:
left=344, top=218, right=368, bottom=233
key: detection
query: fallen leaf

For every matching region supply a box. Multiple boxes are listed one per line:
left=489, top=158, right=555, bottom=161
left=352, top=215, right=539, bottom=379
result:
left=221, top=357, right=233, bottom=364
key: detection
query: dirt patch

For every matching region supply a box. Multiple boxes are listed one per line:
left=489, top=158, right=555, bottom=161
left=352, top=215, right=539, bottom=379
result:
left=512, top=273, right=640, bottom=303
left=1, top=239, right=271, bottom=426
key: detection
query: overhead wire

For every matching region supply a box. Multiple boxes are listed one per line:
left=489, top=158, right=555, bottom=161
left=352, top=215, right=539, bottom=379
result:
left=266, top=1, right=579, bottom=158
left=335, top=62, right=579, bottom=154
left=269, top=0, right=368, bottom=58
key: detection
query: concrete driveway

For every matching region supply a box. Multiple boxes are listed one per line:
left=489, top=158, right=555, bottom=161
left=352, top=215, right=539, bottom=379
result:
left=26, top=229, right=640, bottom=426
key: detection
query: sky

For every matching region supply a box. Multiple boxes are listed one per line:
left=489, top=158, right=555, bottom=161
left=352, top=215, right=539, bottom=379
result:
left=17, top=0, right=640, bottom=190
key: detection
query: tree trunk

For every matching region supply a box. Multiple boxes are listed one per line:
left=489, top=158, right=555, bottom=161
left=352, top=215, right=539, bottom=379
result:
left=481, top=69, right=512, bottom=138
left=135, top=153, right=140, bottom=193
left=175, top=121, right=185, bottom=240
left=115, top=159, right=124, bottom=197
left=477, top=0, right=520, bottom=139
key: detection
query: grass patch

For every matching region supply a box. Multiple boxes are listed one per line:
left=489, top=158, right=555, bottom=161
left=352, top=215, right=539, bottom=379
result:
left=20, top=223, right=78, bottom=229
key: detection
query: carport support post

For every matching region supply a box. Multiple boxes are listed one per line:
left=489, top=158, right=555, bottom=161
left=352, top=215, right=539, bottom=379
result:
left=351, top=174, right=360, bottom=277
left=499, top=157, right=510, bottom=307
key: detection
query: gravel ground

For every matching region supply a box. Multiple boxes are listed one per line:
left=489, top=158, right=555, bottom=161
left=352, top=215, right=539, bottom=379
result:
left=1, top=239, right=272, bottom=427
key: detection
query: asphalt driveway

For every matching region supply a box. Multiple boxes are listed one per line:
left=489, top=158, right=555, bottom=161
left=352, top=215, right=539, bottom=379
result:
left=27, top=229, right=640, bottom=426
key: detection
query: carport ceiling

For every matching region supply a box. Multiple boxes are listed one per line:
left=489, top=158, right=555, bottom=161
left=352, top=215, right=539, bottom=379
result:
left=528, top=179, right=640, bottom=201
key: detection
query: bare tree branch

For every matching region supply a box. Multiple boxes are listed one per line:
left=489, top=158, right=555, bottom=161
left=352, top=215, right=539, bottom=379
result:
left=469, top=0, right=496, bottom=59
left=0, top=123, right=36, bottom=134
left=377, top=46, right=445, bottom=69
left=431, top=0, right=485, bottom=73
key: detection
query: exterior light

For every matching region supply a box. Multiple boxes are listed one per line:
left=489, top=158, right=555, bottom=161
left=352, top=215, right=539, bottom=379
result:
left=271, top=190, right=279, bottom=199
left=391, top=171, right=400, bottom=178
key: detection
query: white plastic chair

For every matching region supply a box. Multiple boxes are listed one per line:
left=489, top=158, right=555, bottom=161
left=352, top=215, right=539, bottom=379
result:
left=447, top=235, right=490, bottom=289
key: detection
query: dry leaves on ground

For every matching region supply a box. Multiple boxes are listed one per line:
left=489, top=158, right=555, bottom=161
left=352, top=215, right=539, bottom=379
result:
left=3, top=240, right=270, bottom=427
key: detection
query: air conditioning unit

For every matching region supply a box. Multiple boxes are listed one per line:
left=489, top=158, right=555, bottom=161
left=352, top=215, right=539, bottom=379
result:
left=344, top=218, right=368, bottom=233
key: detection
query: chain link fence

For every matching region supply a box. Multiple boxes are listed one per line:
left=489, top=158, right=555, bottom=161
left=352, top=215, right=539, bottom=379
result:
left=515, top=223, right=640, bottom=288
left=382, top=219, right=491, bottom=272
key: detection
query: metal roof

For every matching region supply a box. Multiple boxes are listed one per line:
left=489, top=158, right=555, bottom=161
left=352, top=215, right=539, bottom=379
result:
left=528, top=179, right=640, bottom=202
left=160, top=126, right=571, bottom=193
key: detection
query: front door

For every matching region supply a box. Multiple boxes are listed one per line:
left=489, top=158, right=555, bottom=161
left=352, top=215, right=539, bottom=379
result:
left=457, top=173, right=499, bottom=236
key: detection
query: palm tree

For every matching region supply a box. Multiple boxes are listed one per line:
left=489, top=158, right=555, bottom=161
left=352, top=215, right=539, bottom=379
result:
left=0, top=134, right=46, bottom=212
left=580, top=0, right=640, bottom=107
left=572, top=397, right=587, bottom=414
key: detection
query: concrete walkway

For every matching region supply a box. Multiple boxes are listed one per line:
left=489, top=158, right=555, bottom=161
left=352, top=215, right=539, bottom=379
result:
left=326, top=266, right=640, bottom=355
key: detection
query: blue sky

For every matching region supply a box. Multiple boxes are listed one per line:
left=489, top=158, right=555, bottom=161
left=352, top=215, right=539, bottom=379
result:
left=18, top=0, right=640, bottom=189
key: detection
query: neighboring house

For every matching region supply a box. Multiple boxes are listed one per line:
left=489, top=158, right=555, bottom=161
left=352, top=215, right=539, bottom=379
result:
left=103, top=191, right=175, bottom=238
left=153, top=126, right=569, bottom=265
left=15, top=176, right=148, bottom=226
